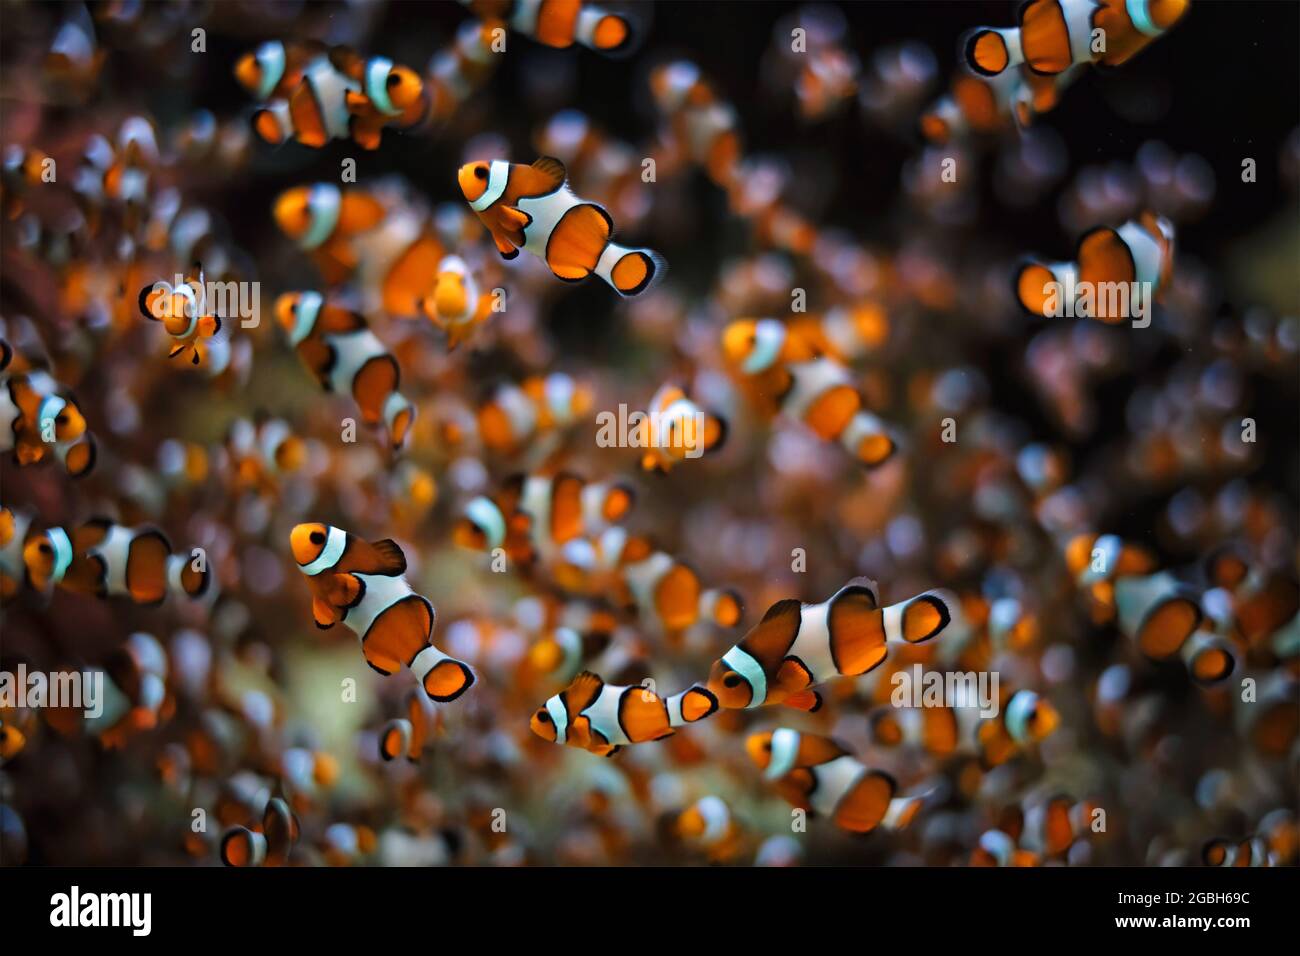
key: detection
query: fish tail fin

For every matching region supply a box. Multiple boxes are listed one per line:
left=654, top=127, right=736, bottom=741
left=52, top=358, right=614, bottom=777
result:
left=410, top=643, right=476, bottom=703
left=594, top=243, right=664, bottom=298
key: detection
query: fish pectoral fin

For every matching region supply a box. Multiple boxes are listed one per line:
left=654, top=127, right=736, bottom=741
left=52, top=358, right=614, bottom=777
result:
left=498, top=205, right=530, bottom=231
left=775, top=657, right=813, bottom=691
left=784, top=689, right=823, bottom=713
left=312, top=596, right=340, bottom=629
left=326, top=572, right=365, bottom=608
left=493, top=234, right=520, bottom=260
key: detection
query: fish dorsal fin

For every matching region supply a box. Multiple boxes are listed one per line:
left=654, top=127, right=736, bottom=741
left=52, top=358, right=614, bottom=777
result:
left=740, top=598, right=802, bottom=671
left=563, top=670, right=605, bottom=716
left=368, top=538, right=408, bottom=575
left=530, top=155, right=567, bottom=193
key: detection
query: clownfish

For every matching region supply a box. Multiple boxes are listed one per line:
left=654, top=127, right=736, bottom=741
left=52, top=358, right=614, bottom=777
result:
left=458, top=156, right=663, bottom=297
left=0, top=363, right=96, bottom=476
left=558, top=527, right=743, bottom=635
left=962, top=0, right=1189, bottom=78
left=1015, top=213, right=1175, bottom=322
left=647, top=60, right=743, bottom=188
left=455, top=472, right=634, bottom=566
left=44, top=2, right=106, bottom=92
left=138, top=266, right=225, bottom=366
left=31, top=520, right=193, bottom=606
left=289, top=523, right=475, bottom=702
left=920, top=67, right=1077, bottom=143
left=272, top=183, right=386, bottom=285
left=274, top=292, right=416, bottom=452
left=426, top=18, right=504, bottom=122
left=634, top=384, right=727, bottom=473
left=83, top=632, right=171, bottom=749
left=745, top=728, right=926, bottom=834
left=422, top=255, right=495, bottom=349
left=378, top=689, right=439, bottom=762
left=721, top=324, right=897, bottom=468
left=0, top=508, right=37, bottom=602
left=1021, top=794, right=1101, bottom=857
left=475, top=373, right=594, bottom=454
left=221, top=796, right=299, bottom=867
left=868, top=687, right=1060, bottom=767
left=705, top=578, right=956, bottom=712
left=234, top=40, right=322, bottom=102
left=223, top=417, right=308, bottom=496
left=462, top=0, right=636, bottom=55
left=529, top=670, right=719, bottom=757
left=667, top=796, right=747, bottom=863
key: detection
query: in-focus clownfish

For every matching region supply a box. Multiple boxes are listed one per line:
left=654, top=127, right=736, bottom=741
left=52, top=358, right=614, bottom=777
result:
left=529, top=670, right=718, bottom=757
left=422, top=255, right=495, bottom=349
left=962, top=0, right=1189, bottom=78
left=458, top=155, right=663, bottom=297
left=221, top=796, right=299, bottom=867
left=0, top=362, right=96, bottom=476
left=745, top=728, right=925, bottom=833
left=721, top=324, right=897, bottom=468
left=462, top=0, right=637, bottom=55
left=274, top=292, right=415, bottom=452
left=290, top=523, right=475, bottom=702
left=378, top=689, right=439, bottom=762
left=635, top=384, right=727, bottom=473
left=1015, top=213, right=1175, bottom=322
left=706, top=578, right=956, bottom=712
left=335, top=49, right=428, bottom=150
left=138, top=266, right=225, bottom=365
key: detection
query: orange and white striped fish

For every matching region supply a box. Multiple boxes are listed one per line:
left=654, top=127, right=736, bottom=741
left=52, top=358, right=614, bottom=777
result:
left=475, top=372, right=593, bottom=454
left=273, top=183, right=385, bottom=286
left=234, top=39, right=323, bottom=102
left=722, top=322, right=897, bottom=468
left=138, top=267, right=226, bottom=366
left=289, top=523, right=475, bottom=702
left=462, top=0, right=637, bottom=55
left=378, top=689, right=440, bottom=763
left=962, top=0, right=1189, bottom=78
left=706, top=578, right=956, bottom=712
left=634, top=384, right=727, bottom=473
left=0, top=362, right=96, bottom=477
left=647, top=60, right=743, bottom=188
left=458, top=156, right=663, bottom=297
left=426, top=18, right=504, bottom=122
left=221, top=797, right=299, bottom=867
left=1015, top=213, right=1175, bottom=322
left=422, top=255, right=495, bottom=349
left=274, top=292, right=416, bottom=452
left=745, top=728, right=926, bottom=834
left=529, top=670, right=718, bottom=757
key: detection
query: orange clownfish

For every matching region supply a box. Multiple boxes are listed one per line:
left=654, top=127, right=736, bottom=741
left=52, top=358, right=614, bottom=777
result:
left=475, top=373, right=594, bottom=454
left=221, top=796, right=299, bottom=867
left=722, top=322, right=897, bottom=468
left=275, top=292, right=415, bottom=452
left=272, top=183, right=386, bottom=285
left=634, top=384, right=727, bottom=473
left=745, top=728, right=926, bottom=834
left=0, top=366, right=96, bottom=477
left=378, top=690, right=440, bottom=762
left=1015, top=213, right=1175, bottom=322
left=234, top=40, right=323, bottom=102
left=30, top=520, right=206, bottom=606
left=138, top=267, right=225, bottom=365
left=422, top=255, right=495, bottom=349
left=706, top=578, right=956, bottom=712
left=962, top=0, right=1189, bottom=78
left=668, top=796, right=747, bottom=863
left=290, top=523, right=475, bottom=702
left=529, top=670, right=718, bottom=757
left=427, top=18, right=504, bottom=122
left=462, top=0, right=636, bottom=55
left=458, top=156, right=663, bottom=297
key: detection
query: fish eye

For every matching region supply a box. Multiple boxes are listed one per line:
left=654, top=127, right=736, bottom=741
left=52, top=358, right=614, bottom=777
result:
left=309, top=531, right=326, bottom=545
left=536, top=710, right=551, bottom=724
left=40, top=543, right=52, bottom=554
left=723, top=673, right=742, bottom=688
left=56, top=414, right=68, bottom=425
left=387, top=73, right=401, bottom=88
left=473, top=165, right=488, bottom=181
left=763, top=739, right=772, bottom=751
